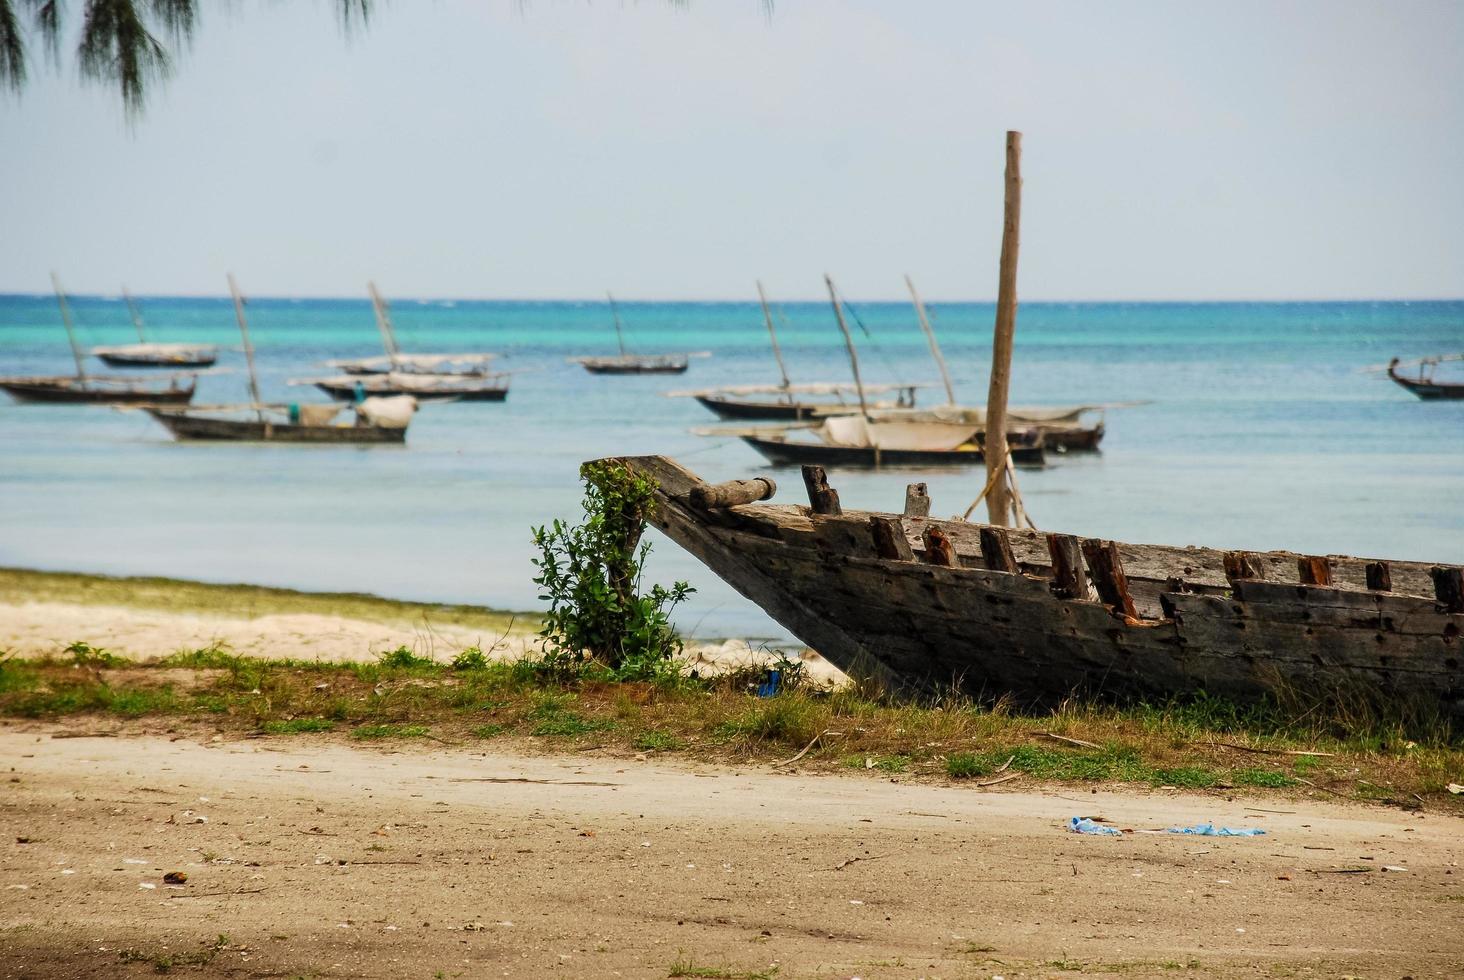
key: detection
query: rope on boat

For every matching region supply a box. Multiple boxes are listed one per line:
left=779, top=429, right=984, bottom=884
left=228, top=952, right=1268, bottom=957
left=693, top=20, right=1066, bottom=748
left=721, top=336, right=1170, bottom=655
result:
left=960, top=449, right=1036, bottom=530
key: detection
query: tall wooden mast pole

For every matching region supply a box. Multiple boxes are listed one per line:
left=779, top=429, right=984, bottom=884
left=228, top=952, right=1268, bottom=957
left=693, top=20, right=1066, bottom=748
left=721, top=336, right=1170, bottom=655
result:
left=824, top=274, right=870, bottom=421
left=607, top=291, right=627, bottom=356
left=50, top=273, right=87, bottom=379
left=984, top=131, right=1022, bottom=527
left=905, top=274, right=955, bottom=406
left=122, top=286, right=146, bottom=343
left=756, top=280, right=792, bottom=395
left=227, top=273, right=264, bottom=420
left=367, top=281, right=400, bottom=366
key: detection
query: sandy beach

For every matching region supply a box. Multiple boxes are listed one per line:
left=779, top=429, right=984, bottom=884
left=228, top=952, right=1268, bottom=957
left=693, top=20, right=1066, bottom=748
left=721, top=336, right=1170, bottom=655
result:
left=2, top=727, right=1461, bottom=979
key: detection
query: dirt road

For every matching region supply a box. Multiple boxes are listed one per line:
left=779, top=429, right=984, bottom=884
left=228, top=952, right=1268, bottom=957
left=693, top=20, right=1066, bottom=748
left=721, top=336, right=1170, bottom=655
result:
left=2, top=727, right=1460, bottom=979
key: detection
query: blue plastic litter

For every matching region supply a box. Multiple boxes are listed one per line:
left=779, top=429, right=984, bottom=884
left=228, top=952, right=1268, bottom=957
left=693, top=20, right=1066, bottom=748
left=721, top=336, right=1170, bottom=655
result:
left=1069, top=816, right=1122, bottom=836
left=755, top=668, right=781, bottom=698
left=1165, top=823, right=1265, bottom=837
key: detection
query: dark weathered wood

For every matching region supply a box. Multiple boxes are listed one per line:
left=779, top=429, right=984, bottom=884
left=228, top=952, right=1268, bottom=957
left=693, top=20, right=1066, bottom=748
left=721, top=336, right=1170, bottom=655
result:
left=801, top=465, right=841, bottom=515
left=922, top=526, right=957, bottom=567
left=1081, top=538, right=1139, bottom=619
left=903, top=483, right=931, bottom=518
left=1223, top=550, right=1266, bottom=585
left=1432, top=566, right=1464, bottom=613
left=1297, top=555, right=1333, bottom=587
left=978, top=526, right=1019, bottom=574
left=1365, top=561, right=1392, bottom=592
left=1047, top=533, right=1091, bottom=600
left=689, top=477, right=776, bottom=510
left=870, top=516, right=915, bottom=562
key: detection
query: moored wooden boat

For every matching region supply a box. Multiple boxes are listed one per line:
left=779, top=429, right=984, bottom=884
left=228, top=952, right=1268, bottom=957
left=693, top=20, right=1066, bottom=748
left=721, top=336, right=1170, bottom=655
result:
left=0, top=374, right=196, bottom=405
left=145, top=400, right=412, bottom=444
left=677, top=382, right=924, bottom=420
left=328, top=352, right=499, bottom=376
left=738, top=420, right=1047, bottom=469
left=613, top=455, right=1464, bottom=725
left=1387, top=356, right=1464, bottom=400
left=574, top=353, right=690, bottom=375
left=94, top=343, right=218, bottom=368
left=302, top=372, right=510, bottom=402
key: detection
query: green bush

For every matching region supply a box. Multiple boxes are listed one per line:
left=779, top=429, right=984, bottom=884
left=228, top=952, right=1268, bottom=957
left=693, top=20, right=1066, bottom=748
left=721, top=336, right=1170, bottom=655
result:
left=451, top=647, right=489, bottom=671
left=531, top=462, right=694, bottom=680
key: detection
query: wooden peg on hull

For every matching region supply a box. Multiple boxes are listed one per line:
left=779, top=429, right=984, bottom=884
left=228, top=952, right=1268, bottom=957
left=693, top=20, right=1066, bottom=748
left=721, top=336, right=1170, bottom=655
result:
left=870, top=516, right=915, bottom=561
left=921, top=526, right=958, bottom=567
left=1047, top=533, right=1092, bottom=601
left=1365, top=561, right=1392, bottom=592
left=1223, top=551, right=1266, bottom=585
left=689, top=477, right=777, bottom=510
left=1081, top=538, right=1138, bottom=619
left=903, top=483, right=931, bottom=517
left=1297, top=555, right=1333, bottom=587
left=978, top=526, right=1019, bottom=574
left=1432, top=566, right=1464, bottom=614
left=801, top=465, right=841, bottom=515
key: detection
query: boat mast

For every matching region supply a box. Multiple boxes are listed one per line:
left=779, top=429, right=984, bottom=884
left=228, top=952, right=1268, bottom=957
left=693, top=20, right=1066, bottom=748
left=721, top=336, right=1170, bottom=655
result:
left=756, top=280, right=792, bottom=397
left=227, top=273, right=265, bottom=421
left=906, top=274, right=955, bottom=406
left=607, top=291, right=627, bottom=356
left=367, top=281, right=401, bottom=368
left=49, top=273, right=88, bottom=380
left=984, top=131, right=1023, bottom=527
left=824, top=275, right=870, bottom=422
left=122, top=287, right=146, bottom=343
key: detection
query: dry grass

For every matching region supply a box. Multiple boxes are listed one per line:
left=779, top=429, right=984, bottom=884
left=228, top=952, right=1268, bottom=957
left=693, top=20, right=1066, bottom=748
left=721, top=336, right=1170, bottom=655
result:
left=2, top=643, right=1460, bottom=808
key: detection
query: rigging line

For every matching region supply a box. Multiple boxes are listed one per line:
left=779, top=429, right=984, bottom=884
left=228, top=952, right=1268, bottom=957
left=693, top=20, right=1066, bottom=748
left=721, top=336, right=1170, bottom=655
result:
left=839, top=295, right=905, bottom=381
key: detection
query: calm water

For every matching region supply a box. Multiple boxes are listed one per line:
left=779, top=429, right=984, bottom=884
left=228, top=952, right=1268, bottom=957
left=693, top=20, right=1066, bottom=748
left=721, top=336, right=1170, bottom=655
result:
left=2, top=294, right=1461, bottom=641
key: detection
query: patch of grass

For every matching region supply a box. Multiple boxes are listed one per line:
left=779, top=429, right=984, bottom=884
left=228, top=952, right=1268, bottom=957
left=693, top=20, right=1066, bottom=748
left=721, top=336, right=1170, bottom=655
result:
left=65, top=641, right=128, bottom=668
left=1150, top=766, right=1219, bottom=789
left=470, top=723, right=506, bottom=739
left=119, top=933, right=229, bottom=973
left=160, top=645, right=241, bottom=670
left=0, top=654, right=40, bottom=694
left=1232, top=767, right=1296, bottom=788
left=634, top=730, right=680, bottom=752
left=451, top=647, right=489, bottom=671
left=667, top=953, right=778, bottom=979
left=531, top=711, right=613, bottom=737
left=351, top=724, right=431, bottom=740
left=376, top=647, right=436, bottom=670
left=262, top=718, right=334, bottom=734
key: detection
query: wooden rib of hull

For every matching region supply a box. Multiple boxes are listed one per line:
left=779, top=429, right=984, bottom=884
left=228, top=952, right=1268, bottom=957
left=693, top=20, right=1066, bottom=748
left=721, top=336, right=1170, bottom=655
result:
left=612, top=455, right=1464, bottom=724
left=1388, top=363, right=1464, bottom=400
left=146, top=410, right=406, bottom=443
left=0, top=377, right=196, bottom=405
left=740, top=435, right=1046, bottom=469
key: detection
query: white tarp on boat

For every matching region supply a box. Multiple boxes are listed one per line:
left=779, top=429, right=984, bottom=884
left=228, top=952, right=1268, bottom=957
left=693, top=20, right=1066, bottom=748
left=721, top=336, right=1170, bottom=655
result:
left=355, top=395, right=417, bottom=428
left=816, top=415, right=980, bottom=451
left=297, top=403, right=344, bottom=426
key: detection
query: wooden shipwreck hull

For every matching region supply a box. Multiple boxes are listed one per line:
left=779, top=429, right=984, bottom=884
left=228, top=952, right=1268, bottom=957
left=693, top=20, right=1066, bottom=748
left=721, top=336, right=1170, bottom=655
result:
left=614, top=455, right=1464, bottom=724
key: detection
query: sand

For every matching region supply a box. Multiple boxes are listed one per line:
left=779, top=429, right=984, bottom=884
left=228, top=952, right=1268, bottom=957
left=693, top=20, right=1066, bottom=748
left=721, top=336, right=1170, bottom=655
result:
left=2, top=726, right=1461, bottom=979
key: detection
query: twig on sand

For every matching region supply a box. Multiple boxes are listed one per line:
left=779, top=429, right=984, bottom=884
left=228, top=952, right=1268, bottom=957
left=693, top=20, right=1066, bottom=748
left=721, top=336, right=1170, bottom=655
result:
left=830, top=853, right=889, bottom=871
left=976, top=772, right=1022, bottom=788
left=995, top=755, right=1016, bottom=773
left=1034, top=732, right=1099, bottom=749
left=169, top=887, right=266, bottom=899
left=1210, top=741, right=1334, bottom=757
left=772, top=730, right=841, bottom=768
left=51, top=731, right=118, bottom=739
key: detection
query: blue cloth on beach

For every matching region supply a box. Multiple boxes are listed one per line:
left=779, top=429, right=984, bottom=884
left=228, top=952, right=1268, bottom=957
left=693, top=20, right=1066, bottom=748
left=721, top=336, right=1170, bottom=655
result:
left=1165, top=823, right=1265, bottom=837
left=1069, top=816, right=1122, bottom=835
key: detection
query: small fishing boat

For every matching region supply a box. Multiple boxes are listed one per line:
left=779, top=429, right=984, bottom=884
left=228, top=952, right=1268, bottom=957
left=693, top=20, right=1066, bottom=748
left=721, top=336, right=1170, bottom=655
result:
left=297, top=283, right=511, bottom=402
left=611, top=454, right=1464, bottom=724
left=1, top=275, right=200, bottom=405
left=147, top=398, right=414, bottom=444
left=1386, top=356, right=1464, bottom=400
left=90, top=289, right=219, bottom=368
left=301, top=372, right=510, bottom=402
left=737, top=415, right=1047, bottom=468
left=141, top=275, right=415, bottom=444
left=678, top=382, right=924, bottom=420
left=571, top=293, right=701, bottom=375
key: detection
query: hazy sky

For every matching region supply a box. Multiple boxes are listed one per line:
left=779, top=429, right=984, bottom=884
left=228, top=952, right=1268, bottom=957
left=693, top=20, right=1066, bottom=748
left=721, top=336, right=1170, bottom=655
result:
left=3, top=0, right=1461, bottom=300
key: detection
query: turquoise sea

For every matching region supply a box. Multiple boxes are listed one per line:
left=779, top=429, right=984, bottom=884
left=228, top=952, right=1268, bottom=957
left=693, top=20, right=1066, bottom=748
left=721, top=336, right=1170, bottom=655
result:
left=1, top=294, right=1461, bottom=641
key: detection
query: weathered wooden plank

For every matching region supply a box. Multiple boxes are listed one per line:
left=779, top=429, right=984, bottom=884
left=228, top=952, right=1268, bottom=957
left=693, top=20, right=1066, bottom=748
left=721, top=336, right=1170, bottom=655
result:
left=1081, top=538, right=1139, bottom=619
left=1297, top=555, right=1333, bottom=587
left=870, top=516, right=914, bottom=562
left=903, top=483, right=931, bottom=518
left=922, top=526, right=958, bottom=567
left=1048, top=534, right=1091, bottom=600
left=1433, top=566, right=1464, bottom=613
left=1224, top=550, right=1266, bottom=584
left=801, top=465, right=841, bottom=515
left=979, top=526, right=1019, bottom=574
left=689, top=476, right=776, bottom=510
